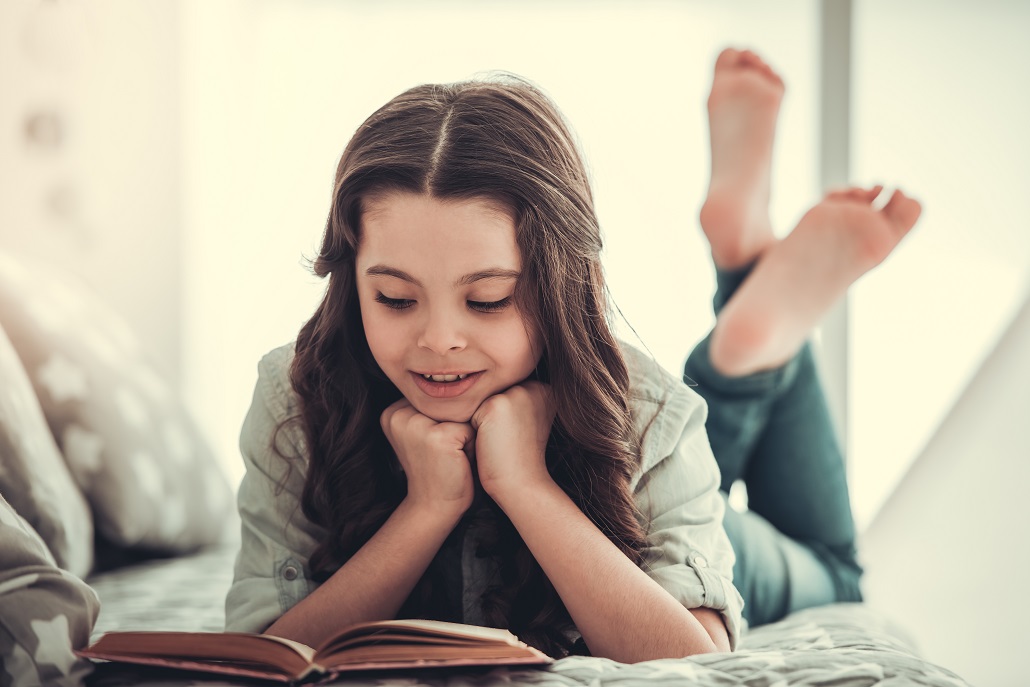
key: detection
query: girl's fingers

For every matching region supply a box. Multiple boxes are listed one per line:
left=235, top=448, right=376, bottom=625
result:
left=380, top=397, right=410, bottom=423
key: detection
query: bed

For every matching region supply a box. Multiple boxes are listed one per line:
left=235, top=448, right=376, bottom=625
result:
left=79, top=540, right=970, bottom=687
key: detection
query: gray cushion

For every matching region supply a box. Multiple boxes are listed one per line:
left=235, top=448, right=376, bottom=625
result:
left=0, top=251, right=234, bottom=553
left=0, top=321, right=93, bottom=577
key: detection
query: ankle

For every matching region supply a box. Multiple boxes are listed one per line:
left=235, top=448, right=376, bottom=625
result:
left=709, top=317, right=762, bottom=377
left=699, top=194, right=775, bottom=271
left=709, top=311, right=789, bottom=377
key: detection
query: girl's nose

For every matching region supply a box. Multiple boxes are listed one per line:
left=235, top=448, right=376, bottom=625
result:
left=417, top=309, right=467, bottom=354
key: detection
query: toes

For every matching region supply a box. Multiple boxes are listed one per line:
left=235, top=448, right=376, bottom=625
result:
left=881, top=190, right=923, bottom=235
left=713, top=48, right=786, bottom=91
left=717, top=48, right=774, bottom=74
left=740, top=49, right=761, bottom=66
left=826, top=186, right=866, bottom=202
left=866, top=185, right=885, bottom=202
left=828, top=185, right=885, bottom=204
left=715, top=48, right=741, bottom=70
left=739, top=50, right=784, bottom=84
left=740, top=50, right=769, bottom=69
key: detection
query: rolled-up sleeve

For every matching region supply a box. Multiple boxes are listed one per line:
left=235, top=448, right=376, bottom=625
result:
left=224, top=350, right=327, bottom=634
left=631, top=385, right=745, bottom=651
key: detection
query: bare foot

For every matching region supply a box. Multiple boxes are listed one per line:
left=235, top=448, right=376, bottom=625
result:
left=709, top=186, right=923, bottom=377
left=699, top=48, right=785, bottom=270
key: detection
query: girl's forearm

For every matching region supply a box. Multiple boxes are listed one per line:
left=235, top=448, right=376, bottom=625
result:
left=263, top=498, right=460, bottom=648
left=491, top=479, right=723, bottom=662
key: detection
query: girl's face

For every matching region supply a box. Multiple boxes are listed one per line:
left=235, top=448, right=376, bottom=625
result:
left=355, top=191, right=543, bottom=423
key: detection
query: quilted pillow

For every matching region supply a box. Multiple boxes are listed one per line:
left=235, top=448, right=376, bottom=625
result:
left=0, top=493, right=98, bottom=686
left=0, top=251, right=234, bottom=553
left=0, top=321, right=93, bottom=577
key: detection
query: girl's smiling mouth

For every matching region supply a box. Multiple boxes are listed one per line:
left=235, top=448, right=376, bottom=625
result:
left=410, top=370, right=484, bottom=398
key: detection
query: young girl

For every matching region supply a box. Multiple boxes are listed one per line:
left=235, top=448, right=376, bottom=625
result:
left=224, top=48, right=921, bottom=662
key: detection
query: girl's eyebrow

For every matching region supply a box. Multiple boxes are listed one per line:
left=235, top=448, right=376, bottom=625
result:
left=365, top=265, right=520, bottom=287
left=457, top=268, right=520, bottom=286
left=365, top=265, right=421, bottom=285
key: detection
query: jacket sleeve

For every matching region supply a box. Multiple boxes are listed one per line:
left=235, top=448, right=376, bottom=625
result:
left=224, top=353, right=327, bottom=633
left=631, top=385, right=745, bottom=651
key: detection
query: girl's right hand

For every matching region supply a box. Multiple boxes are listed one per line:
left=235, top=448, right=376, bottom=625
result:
left=380, top=399, right=476, bottom=518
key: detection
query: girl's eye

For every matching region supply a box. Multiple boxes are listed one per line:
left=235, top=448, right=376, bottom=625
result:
left=468, top=297, right=512, bottom=313
left=375, top=293, right=415, bottom=310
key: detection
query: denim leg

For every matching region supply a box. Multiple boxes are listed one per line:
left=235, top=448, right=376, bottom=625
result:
left=720, top=494, right=836, bottom=626
left=684, top=264, right=861, bottom=627
left=744, top=345, right=864, bottom=604
left=683, top=334, right=799, bottom=490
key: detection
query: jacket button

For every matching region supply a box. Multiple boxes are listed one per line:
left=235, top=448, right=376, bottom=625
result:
left=692, top=555, right=708, bottom=569
left=283, top=565, right=299, bottom=581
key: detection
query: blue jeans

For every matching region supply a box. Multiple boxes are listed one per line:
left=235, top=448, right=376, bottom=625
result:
left=683, top=266, right=864, bottom=628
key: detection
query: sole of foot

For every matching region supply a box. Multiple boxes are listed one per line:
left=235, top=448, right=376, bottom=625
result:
left=699, top=48, right=786, bottom=270
left=710, top=186, right=923, bottom=377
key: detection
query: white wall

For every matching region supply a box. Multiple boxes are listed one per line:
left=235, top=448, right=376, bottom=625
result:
left=860, top=291, right=1030, bottom=687
left=0, top=0, right=182, bottom=386
left=849, top=0, right=1030, bottom=530
left=848, top=4, right=1030, bottom=683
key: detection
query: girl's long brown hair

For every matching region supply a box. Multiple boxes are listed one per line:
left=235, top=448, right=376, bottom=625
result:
left=282, top=76, right=649, bottom=657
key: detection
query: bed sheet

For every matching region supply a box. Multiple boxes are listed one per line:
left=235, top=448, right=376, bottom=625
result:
left=85, top=544, right=970, bottom=687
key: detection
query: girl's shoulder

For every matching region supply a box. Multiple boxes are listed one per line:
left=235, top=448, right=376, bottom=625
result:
left=618, top=340, right=709, bottom=472
left=243, top=340, right=312, bottom=475
left=619, top=338, right=704, bottom=411
left=254, top=341, right=301, bottom=424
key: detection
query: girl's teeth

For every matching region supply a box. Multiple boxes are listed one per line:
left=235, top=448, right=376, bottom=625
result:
left=422, top=373, right=470, bottom=382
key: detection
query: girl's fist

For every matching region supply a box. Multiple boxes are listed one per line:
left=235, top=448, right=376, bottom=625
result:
left=381, top=399, right=476, bottom=517
left=471, top=382, right=555, bottom=499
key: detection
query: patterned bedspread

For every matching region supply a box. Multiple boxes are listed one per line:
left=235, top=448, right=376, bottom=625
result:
left=85, top=545, right=970, bottom=687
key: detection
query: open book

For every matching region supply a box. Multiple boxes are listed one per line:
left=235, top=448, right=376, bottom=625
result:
left=77, top=619, right=552, bottom=683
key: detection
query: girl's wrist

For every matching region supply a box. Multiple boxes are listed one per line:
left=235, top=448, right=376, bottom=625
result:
left=398, top=495, right=467, bottom=529
left=483, top=470, right=556, bottom=512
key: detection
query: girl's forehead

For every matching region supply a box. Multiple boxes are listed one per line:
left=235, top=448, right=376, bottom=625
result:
left=358, top=192, right=521, bottom=269
left=363, top=190, right=513, bottom=225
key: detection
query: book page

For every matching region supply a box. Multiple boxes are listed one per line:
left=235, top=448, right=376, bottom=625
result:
left=82, top=631, right=316, bottom=677
left=317, top=619, right=520, bottom=656
left=325, top=643, right=542, bottom=665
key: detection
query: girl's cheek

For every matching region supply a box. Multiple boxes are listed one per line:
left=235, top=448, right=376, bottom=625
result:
left=364, top=313, right=403, bottom=359
left=485, top=317, right=539, bottom=362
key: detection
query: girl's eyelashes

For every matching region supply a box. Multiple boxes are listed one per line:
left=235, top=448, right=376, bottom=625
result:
left=374, top=292, right=512, bottom=313
left=374, top=293, right=415, bottom=310
left=467, top=296, right=512, bottom=313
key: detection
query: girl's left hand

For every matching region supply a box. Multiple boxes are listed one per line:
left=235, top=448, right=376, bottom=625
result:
left=471, top=381, right=555, bottom=500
